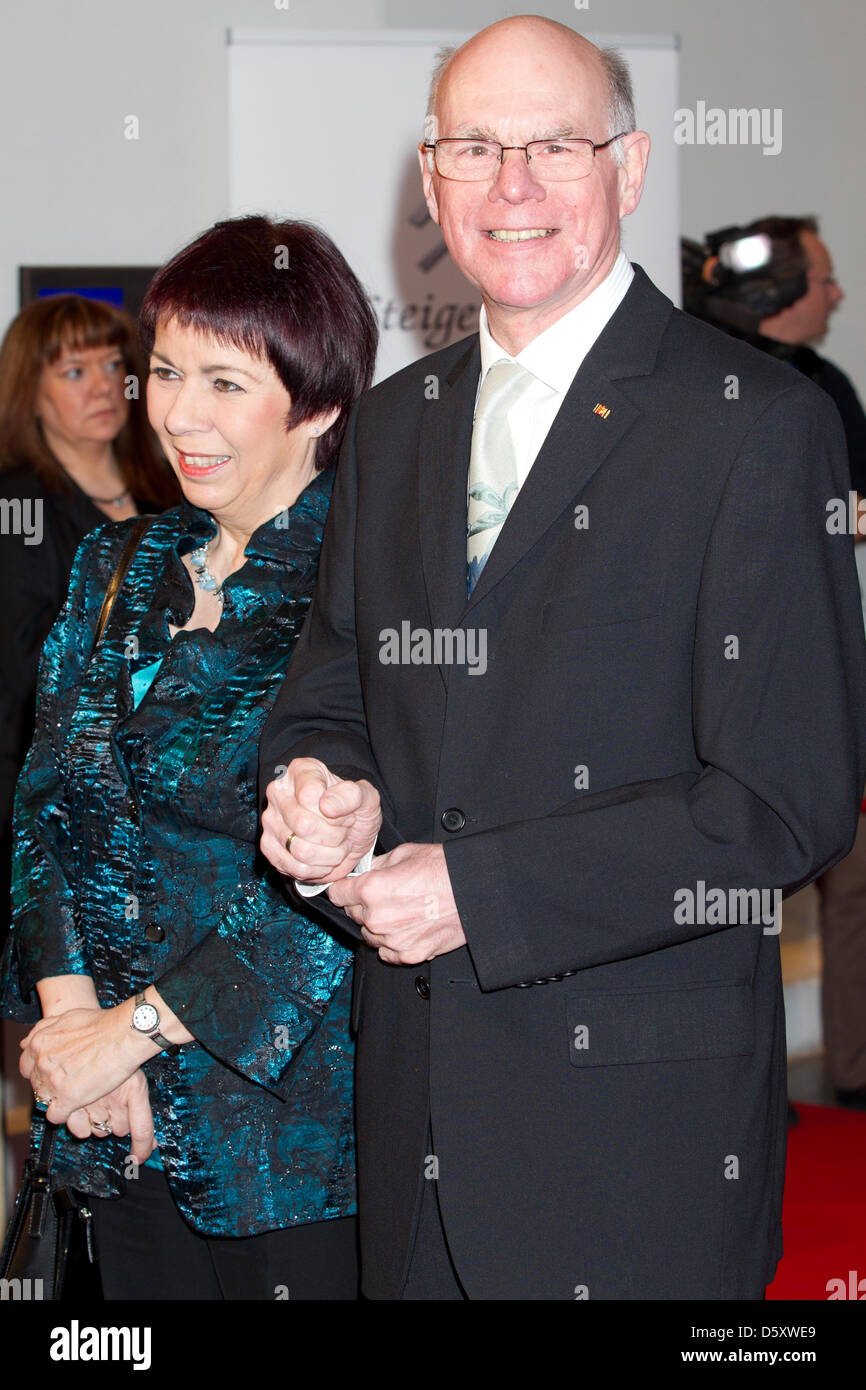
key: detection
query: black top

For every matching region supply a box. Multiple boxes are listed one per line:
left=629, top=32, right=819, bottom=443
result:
left=804, top=351, right=866, bottom=495
left=726, top=332, right=866, bottom=494
left=0, top=463, right=147, bottom=850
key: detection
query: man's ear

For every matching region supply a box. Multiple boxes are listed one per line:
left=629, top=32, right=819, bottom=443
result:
left=617, top=130, right=650, bottom=220
left=417, top=142, right=441, bottom=226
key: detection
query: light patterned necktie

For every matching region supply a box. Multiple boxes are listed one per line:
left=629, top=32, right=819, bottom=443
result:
left=467, top=359, right=532, bottom=594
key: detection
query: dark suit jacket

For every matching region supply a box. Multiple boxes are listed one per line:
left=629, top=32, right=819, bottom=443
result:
left=261, top=265, right=866, bottom=1299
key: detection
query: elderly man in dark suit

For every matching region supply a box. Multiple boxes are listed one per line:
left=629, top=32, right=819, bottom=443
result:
left=260, top=15, right=866, bottom=1299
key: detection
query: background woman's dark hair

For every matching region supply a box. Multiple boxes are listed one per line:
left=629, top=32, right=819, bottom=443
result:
left=0, top=294, right=179, bottom=508
left=139, top=215, right=379, bottom=471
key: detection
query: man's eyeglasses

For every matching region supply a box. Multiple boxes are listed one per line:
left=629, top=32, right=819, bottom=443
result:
left=423, top=134, right=629, bottom=183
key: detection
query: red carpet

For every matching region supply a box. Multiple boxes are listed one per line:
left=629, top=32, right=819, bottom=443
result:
left=766, top=1102, right=866, bottom=1299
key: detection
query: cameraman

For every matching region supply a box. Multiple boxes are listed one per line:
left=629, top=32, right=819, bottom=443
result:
left=755, top=216, right=866, bottom=516
left=686, top=216, right=866, bottom=1109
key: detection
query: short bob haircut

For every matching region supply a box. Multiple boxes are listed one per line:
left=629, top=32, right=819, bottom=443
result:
left=140, top=216, right=379, bottom=471
left=0, top=295, right=178, bottom=507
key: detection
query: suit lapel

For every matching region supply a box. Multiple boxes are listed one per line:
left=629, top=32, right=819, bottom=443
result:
left=462, top=374, right=639, bottom=613
left=463, top=266, right=674, bottom=616
left=415, top=267, right=675, bottom=664
left=417, top=337, right=480, bottom=684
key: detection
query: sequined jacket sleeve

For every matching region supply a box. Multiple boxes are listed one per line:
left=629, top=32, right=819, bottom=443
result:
left=4, top=526, right=111, bottom=1002
left=155, top=872, right=351, bottom=1099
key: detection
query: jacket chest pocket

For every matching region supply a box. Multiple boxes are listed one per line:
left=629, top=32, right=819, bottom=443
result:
left=566, top=981, right=754, bottom=1067
left=542, top=576, right=665, bottom=636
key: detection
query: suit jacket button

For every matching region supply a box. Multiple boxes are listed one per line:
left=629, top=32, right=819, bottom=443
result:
left=441, top=808, right=466, bottom=833
left=145, top=922, right=166, bottom=943
left=414, top=975, right=430, bottom=1000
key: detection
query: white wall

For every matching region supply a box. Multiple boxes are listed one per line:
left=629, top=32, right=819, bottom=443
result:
left=0, top=0, right=380, bottom=326
left=2, top=0, right=864, bottom=401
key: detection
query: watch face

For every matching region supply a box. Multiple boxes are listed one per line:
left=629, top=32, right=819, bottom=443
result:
left=132, top=1002, right=159, bottom=1033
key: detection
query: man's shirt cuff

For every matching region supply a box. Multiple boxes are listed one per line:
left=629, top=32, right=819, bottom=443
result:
left=294, top=846, right=375, bottom=897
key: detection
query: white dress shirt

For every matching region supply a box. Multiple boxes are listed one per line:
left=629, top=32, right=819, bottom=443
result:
left=476, top=247, right=633, bottom=485
left=296, top=250, right=634, bottom=896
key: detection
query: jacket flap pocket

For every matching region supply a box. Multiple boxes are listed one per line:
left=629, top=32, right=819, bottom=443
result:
left=567, top=981, right=754, bottom=1067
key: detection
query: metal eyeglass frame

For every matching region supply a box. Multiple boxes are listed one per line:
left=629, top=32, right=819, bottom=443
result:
left=423, top=133, right=630, bottom=180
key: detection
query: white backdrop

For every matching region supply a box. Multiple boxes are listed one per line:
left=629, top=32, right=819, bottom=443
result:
left=229, top=29, right=680, bottom=384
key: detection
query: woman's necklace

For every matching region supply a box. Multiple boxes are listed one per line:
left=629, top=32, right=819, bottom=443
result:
left=85, top=487, right=131, bottom=507
left=55, top=460, right=131, bottom=507
left=189, top=538, right=224, bottom=603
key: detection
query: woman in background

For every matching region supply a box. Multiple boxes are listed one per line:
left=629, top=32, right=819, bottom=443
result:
left=0, top=296, right=179, bottom=892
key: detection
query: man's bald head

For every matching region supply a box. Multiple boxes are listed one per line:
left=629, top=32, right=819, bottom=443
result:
left=417, top=13, right=649, bottom=353
left=425, top=16, right=635, bottom=165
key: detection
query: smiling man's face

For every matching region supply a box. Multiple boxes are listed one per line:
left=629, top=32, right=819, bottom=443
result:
left=419, top=22, right=649, bottom=353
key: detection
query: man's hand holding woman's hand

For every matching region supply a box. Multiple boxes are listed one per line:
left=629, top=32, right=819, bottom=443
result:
left=260, top=757, right=382, bottom=882
left=260, top=759, right=467, bottom=963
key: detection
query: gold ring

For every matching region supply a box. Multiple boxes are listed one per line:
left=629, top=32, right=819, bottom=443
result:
left=285, top=831, right=296, bottom=854
left=34, top=1093, right=52, bottom=1108
left=90, top=1115, right=112, bottom=1134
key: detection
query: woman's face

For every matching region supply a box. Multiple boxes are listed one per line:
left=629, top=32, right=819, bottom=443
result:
left=147, top=317, right=331, bottom=536
left=35, top=341, right=129, bottom=451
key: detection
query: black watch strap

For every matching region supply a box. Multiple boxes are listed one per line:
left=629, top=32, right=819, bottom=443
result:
left=152, top=1029, right=181, bottom=1058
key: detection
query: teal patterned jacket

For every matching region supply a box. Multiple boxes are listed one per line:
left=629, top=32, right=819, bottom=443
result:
left=0, top=468, right=356, bottom=1235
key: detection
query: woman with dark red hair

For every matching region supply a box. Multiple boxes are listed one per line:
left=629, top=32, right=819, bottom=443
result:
left=0, top=216, right=378, bottom=1299
left=0, top=296, right=179, bottom=888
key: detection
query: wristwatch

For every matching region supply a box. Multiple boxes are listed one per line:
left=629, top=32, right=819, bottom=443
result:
left=130, top=991, right=181, bottom=1056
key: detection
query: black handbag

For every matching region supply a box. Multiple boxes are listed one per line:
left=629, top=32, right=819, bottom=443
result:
left=0, top=1120, right=96, bottom=1299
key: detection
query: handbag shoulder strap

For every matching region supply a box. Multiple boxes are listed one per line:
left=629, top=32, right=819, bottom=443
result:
left=92, top=514, right=154, bottom=652
left=34, top=1117, right=59, bottom=1174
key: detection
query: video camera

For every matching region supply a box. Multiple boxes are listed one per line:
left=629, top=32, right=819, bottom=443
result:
left=682, top=222, right=808, bottom=335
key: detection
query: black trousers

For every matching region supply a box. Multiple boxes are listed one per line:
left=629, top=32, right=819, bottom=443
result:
left=89, top=1165, right=358, bottom=1300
